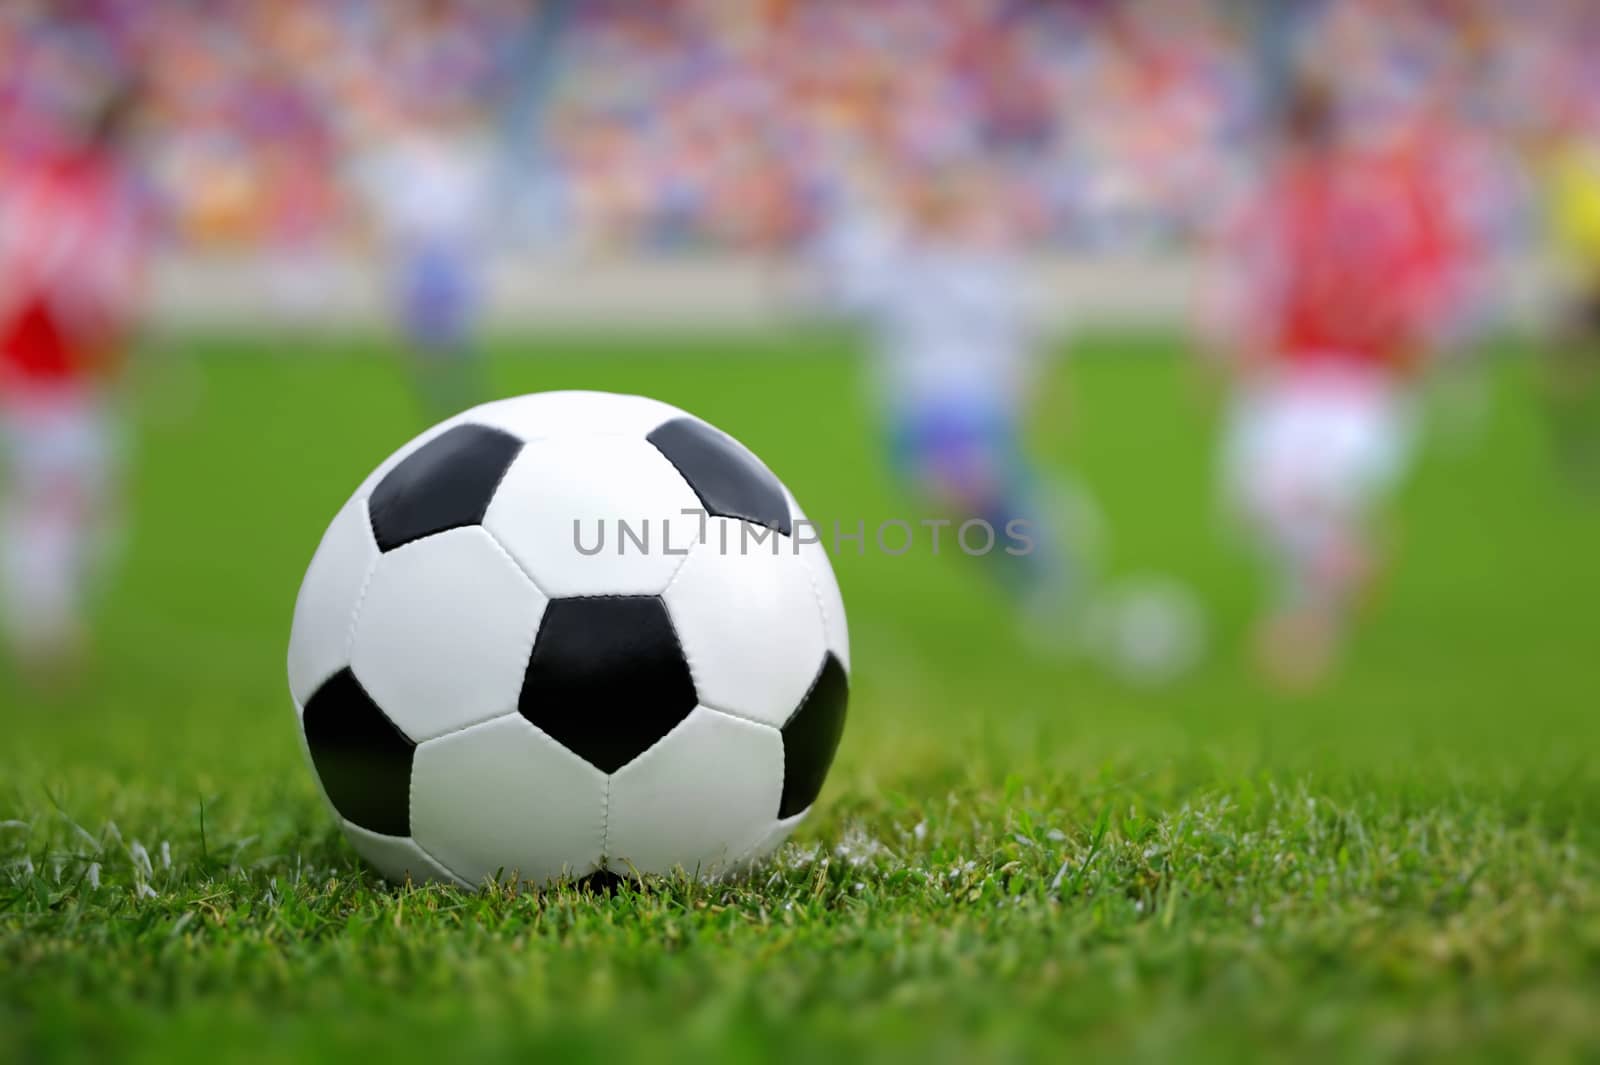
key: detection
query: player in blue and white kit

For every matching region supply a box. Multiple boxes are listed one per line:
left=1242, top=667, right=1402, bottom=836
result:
left=358, top=109, right=496, bottom=421
left=356, top=3, right=502, bottom=421
left=816, top=167, right=1089, bottom=647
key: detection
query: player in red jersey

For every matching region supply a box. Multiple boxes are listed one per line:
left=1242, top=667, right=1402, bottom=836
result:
left=1202, top=81, right=1463, bottom=689
left=0, top=87, right=148, bottom=682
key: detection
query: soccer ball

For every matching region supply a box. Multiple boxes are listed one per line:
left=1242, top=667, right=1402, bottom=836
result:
left=286, top=391, right=850, bottom=887
left=1088, top=574, right=1206, bottom=687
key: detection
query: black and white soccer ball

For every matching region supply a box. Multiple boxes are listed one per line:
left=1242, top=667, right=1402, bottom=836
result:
left=287, top=391, right=850, bottom=887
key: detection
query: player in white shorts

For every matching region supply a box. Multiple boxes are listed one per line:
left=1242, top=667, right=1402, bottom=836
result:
left=814, top=165, right=1090, bottom=652
left=1204, top=83, right=1459, bottom=687
left=0, top=87, right=146, bottom=685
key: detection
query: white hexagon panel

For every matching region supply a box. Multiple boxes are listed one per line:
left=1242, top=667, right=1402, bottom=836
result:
left=663, top=518, right=828, bottom=728
left=465, top=390, right=684, bottom=442
left=605, top=706, right=784, bottom=877
left=485, top=436, right=706, bottom=598
left=349, top=526, right=546, bottom=743
left=741, top=810, right=811, bottom=869
left=787, top=496, right=851, bottom=673
left=342, top=821, right=465, bottom=888
left=411, top=714, right=608, bottom=886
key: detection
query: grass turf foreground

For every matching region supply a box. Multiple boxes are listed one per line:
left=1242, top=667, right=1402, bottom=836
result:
left=4, top=332, right=1599, bottom=1063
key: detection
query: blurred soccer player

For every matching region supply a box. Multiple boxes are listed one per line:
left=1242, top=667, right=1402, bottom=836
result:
left=1535, top=115, right=1600, bottom=493
left=360, top=118, right=493, bottom=420
left=0, top=87, right=147, bottom=683
left=1203, top=82, right=1459, bottom=689
left=356, top=7, right=499, bottom=422
left=816, top=165, right=1087, bottom=652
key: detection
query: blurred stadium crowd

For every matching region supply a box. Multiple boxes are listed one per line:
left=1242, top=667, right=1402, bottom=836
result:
left=2, top=0, right=1597, bottom=256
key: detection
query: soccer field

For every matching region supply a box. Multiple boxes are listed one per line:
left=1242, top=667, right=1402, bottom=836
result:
left=3, top=331, right=1598, bottom=1063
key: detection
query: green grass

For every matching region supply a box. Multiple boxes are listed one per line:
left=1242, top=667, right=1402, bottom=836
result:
left=3, top=331, right=1599, bottom=1063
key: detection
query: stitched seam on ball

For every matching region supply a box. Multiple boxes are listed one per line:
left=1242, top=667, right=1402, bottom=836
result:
left=418, top=708, right=521, bottom=747
left=407, top=717, right=516, bottom=888
left=699, top=701, right=781, bottom=733
left=772, top=661, right=827, bottom=819
left=405, top=752, right=419, bottom=859
left=768, top=808, right=810, bottom=864
left=775, top=757, right=785, bottom=829
left=694, top=704, right=784, bottom=834
left=343, top=561, right=380, bottom=664
left=649, top=437, right=788, bottom=537
left=600, top=775, right=611, bottom=868
left=654, top=539, right=704, bottom=761
left=731, top=807, right=807, bottom=871
left=480, top=520, right=550, bottom=599
left=770, top=723, right=787, bottom=831
left=658, top=522, right=704, bottom=597
left=798, top=552, right=837, bottom=666
left=787, top=655, right=830, bottom=729
left=648, top=448, right=716, bottom=528
left=411, top=835, right=471, bottom=889
left=293, top=697, right=345, bottom=824
left=608, top=710, right=700, bottom=792
left=483, top=440, right=523, bottom=516
left=476, top=528, right=548, bottom=701
left=336, top=493, right=382, bottom=661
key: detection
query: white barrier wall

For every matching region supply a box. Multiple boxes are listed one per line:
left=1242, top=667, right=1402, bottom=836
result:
left=148, top=253, right=1558, bottom=334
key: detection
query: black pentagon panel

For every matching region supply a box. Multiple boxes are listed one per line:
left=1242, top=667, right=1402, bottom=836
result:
left=778, top=654, right=849, bottom=819
left=646, top=417, right=791, bottom=535
left=368, top=424, right=523, bottom=552
left=302, top=668, right=415, bottom=836
left=519, top=596, right=698, bottom=773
